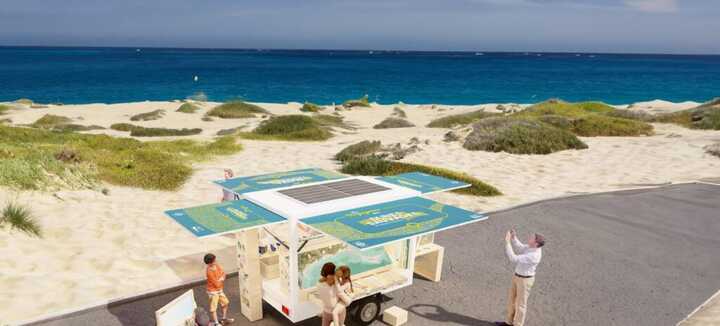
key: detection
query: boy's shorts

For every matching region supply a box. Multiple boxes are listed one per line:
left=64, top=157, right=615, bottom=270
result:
left=208, top=292, right=229, bottom=312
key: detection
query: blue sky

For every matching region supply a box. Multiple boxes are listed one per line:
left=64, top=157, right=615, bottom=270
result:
left=1, top=0, right=718, bottom=54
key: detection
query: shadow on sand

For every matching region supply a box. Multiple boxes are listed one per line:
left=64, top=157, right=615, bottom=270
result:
left=407, top=303, right=496, bottom=326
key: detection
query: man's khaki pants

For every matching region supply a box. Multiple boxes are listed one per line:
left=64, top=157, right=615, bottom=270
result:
left=506, top=274, right=535, bottom=326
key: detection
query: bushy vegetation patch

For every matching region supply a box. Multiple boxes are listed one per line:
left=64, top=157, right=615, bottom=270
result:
left=373, top=117, right=415, bottom=129
left=427, top=110, right=500, bottom=128
left=392, top=107, right=407, bottom=118
left=313, top=114, right=356, bottom=130
left=0, top=125, right=241, bottom=190
left=177, top=103, right=201, bottom=113
left=463, top=117, right=588, bottom=154
left=655, top=101, right=720, bottom=130
left=52, top=124, right=106, bottom=132
left=0, top=105, right=12, bottom=115
left=15, top=98, right=33, bottom=105
left=1, top=202, right=41, bottom=237
left=570, top=115, right=654, bottom=136
left=340, top=155, right=501, bottom=196
left=300, top=102, right=323, bottom=112
left=207, top=101, right=268, bottom=119
left=342, top=95, right=371, bottom=108
left=110, top=123, right=135, bottom=132
left=605, top=109, right=654, bottom=121
left=130, top=109, right=165, bottom=121
left=334, top=140, right=382, bottom=162
left=513, top=99, right=654, bottom=136
left=241, top=115, right=332, bottom=141
left=31, top=114, right=73, bottom=128
left=130, top=127, right=202, bottom=137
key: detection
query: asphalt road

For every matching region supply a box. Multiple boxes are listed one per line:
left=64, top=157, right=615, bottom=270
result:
left=28, top=183, right=720, bottom=326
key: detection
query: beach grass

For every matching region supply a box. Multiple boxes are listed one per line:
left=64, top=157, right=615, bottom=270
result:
left=52, top=124, right=106, bottom=132
left=343, top=95, right=371, bottom=108
left=392, top=107, right=407, bottom=118
left=655, top=105, right=720, bottom=130
left=427, top=110, right=500, bottom=128
left=334, top=140, right=383, bottom=162
left=340, top=155, right=501, bottom=196
left=300, top=102, right=323, bottom=112
left=240, top=114, right=332, bottom=141
left=1, top=202, right=41, bottom=237
left=0, top=125, right=241, bottom=191
left=110, top=123, right=202, bottom=136
left=513, top=99, right=654, bottom=136
left=570, top=115, right=654, bottom=136
left=130, top=109, right=165, bottom=121
left=0, top=105, right=11, bottom=115
left=463, top=117, right=588, bottom=154
left=207, top=101, right=268, bottom=119
left=15, top=98, right=33, bottom=106
left=373, top=117, right=415, bottom=129
left=31, top=114, right=73, bottom=128
left=176, top=103, right=201, bottom=113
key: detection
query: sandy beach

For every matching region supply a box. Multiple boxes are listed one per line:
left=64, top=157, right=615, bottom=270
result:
left=1, top=100, right=719, bottom=324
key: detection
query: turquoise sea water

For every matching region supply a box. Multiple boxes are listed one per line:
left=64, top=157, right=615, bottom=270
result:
left=1, top=46, right=719, bottom=105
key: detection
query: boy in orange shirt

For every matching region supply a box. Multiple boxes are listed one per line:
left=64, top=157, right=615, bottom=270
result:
left=204, top=253, right=234, bottom=325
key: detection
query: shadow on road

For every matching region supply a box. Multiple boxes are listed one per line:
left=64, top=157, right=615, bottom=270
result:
left=407, top=303, right=496, bottom=326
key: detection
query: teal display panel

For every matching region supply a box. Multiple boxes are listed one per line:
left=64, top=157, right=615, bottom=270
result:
left=377, top=172, right=470, bottom=194
left=213, top=168, right=345, bottom=195
left=165, top=199, right=286, bottom=238
left=301, top=196, right=486, bottom=249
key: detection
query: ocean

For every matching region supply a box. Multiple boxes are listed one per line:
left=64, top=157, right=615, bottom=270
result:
left=1, top=46, right=719, bottom=105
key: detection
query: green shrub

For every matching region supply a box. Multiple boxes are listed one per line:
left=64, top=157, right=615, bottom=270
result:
left=246, top=115, right=331, bottom=141
left=605, top=109, right=654, bottom=121
left=130, top=109, right=165, bottom=121
left=217, top=126, right=245, bottom=136
left=705, top=143, right=720, bottom=158
left=0, top=105, right=11, bottom=115
left=110, top=123, right=136, bottom=132
left=0, top=125, right=241, bottom=190
left=177, top=103, right=201, bottom=113
left=514, top=100, right=654, bottom=136
left=427, top=110, right=499, bottom=128
left=130, top=127, right=202, bottom=137
left=52, top=124, right=105, bottom=132
left=656, top=99, right=720, bottom=130
left=207, top=101, right=268, bottom=119
left=15, top=98, right=33, bottom=105
left=374, top=117, right=415, bottom=129
left=392, top=107, right=407, bottom=118
left=516, top=99, right=614, bottom=118
left=1, top=202, right=41, bottom=237
left=343, top=95, right=371, bottom=108
left=300, top=102, right=323, bottom=112
left=463, top=117, right=588, bottom=154
left=313, top=114, right=355, bottom=130
left=570, top=115, right=654, bottom=136
left=335, top=140, right=382, bottom=162
left=340, top=155, right=501, bottom=196
left=31, top=114, right=73, bottom=128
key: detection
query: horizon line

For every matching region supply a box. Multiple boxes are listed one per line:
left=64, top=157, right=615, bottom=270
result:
left=1, top=44, right=719, bottom=57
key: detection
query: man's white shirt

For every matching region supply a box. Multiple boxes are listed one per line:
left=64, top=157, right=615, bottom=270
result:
left=505, top=236, right=542, bottom=276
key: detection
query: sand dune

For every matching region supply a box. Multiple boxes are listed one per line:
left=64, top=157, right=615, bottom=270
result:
left=1, top=101, right=719, bottom=324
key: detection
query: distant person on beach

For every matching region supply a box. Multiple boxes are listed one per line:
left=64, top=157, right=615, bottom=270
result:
left=221, top=169, right=237, bottom=202
left=332, top=265, right=354, bottom=326
left=204, top=253, right=235, bottom=325
left=498, top=230, right=545, bottom=326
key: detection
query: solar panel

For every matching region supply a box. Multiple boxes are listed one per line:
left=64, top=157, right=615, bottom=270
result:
left=278, top=179, right=390, bottom=204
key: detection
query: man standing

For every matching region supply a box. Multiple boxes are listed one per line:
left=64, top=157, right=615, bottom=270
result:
left=499, top=229, right=545, bottom=326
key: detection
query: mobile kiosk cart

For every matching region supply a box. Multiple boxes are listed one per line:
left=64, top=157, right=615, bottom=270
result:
left=165, top=168, right=487, bottom=324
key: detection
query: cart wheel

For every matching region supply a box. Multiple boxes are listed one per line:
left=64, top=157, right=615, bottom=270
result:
left=352, top=296, right=381, bottom=325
